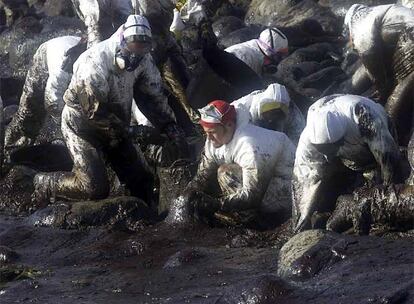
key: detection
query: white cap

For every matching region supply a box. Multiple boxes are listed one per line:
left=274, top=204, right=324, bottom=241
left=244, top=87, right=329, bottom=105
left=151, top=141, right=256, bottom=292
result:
left=258, top=28, right=288, bottom=57
left=123, top=15, right=152, bottom=41
left=308, top=110, right=346, bottom=144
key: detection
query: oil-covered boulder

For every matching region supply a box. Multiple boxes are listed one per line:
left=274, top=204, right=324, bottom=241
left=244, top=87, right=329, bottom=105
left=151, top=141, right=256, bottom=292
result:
left=212, top=16, right=245, bottom=40
left=66, top=196, right=153, bottom=230
left=245, top=0, right=340, bottom=34
left=0, top=15, right=83, bottom=81
left=42, top=0, right=74, bottom=17
left=277, top=230, right=348, bottom=280
left=217, top=25, right=262, bottom=49
left=327, top=185, right=414, bottom=235
left=0, top=165, right=37, bottom=214
left=28, top=196, right=154, bottom=231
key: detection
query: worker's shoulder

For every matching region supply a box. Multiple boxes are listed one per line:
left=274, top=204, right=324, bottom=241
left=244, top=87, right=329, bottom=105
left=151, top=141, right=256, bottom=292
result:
left=238, top=123, right=289, bottom=146
left=225, top=39, right=258, bottom=52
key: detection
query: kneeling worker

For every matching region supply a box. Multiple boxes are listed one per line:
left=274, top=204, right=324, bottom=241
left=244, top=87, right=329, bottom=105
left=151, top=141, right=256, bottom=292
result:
left=293, top=94, right=401, bottom=232
left=183, top=100, right=295, bottom=228
left=33, top=15, right=183, bottom=205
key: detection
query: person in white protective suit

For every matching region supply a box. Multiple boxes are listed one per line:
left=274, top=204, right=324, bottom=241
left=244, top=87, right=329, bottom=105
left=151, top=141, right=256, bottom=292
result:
left=293, top=94, right=401, bottom=232
left=4, top=35, right=86, bottom=158
left=32, top=15, right=182, bottom=204
left=72, top=0, right=199, bottom=125
left=232, top=83, right=305, bottom=145
left=181, top=100, right=295, bottom=228
left=225, top=27, right=289, bottom=77
left=344, top=3, right=414, bottom=145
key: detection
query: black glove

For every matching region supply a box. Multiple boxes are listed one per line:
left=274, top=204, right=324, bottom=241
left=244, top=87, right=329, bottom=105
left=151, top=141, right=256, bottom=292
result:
left=194, top=192, right=221, bottom=216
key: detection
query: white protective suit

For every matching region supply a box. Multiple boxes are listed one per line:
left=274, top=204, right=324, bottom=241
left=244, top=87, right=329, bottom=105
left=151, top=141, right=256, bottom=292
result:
left=293, top=94, right=400, bottom=231
left=232, top=83, right=305, bottom=145
left=191, top=109, right=295, bottom=214
left=344, top=4, right=414, bottom=145
left=5, top=36, right=82, bottom=154
left=34, top=25, right=176, bottom=202
left=225, top=28, right=289, bottom=77
left=225, top=40, right=266, bottom=77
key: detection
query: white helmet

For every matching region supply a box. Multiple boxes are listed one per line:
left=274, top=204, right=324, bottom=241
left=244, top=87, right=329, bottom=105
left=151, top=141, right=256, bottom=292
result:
left=308, top=110, right=346, bottom=145
left=123, top=15, right=152, bottom=43
left=258, top=28, right=288, bottom=57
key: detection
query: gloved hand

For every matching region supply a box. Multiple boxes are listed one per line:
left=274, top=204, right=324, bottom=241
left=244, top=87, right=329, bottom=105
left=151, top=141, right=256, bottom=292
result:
left=194, top=192, right=221, bottom=216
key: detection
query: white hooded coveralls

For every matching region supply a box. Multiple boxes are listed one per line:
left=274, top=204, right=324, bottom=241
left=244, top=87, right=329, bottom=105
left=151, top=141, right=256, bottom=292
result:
left=5, top=36, right=82, bottom=153
left=293, top=94, right=400, bottom=231
left=47, top=26, right=175, bottom=201
left=191, top=110, right=295, bottom=214
left=225, top=39, right=266, bottom=77
left=232, top=83, right=305, bottom=145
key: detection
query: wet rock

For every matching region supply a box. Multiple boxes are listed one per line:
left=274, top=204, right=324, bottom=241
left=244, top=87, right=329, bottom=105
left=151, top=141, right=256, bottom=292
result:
left=3, top=104, right=17, bottom=125
left=212, top=16, right=245, bottom=40
left=277, top=230, right=349, bottom=280
left=42, top=0, right=74, bottom=17
left=186, top=58, right=240, bottom=110
left=0, top=16, right=83, bottom=81
left=275, top=42, right=342, bottom=103
left=228, top=0, right=252, bottom=13
left=327, top=185, right=414, bottom=235
left=66, top=196, right=152, bottom=230
left=0, top=245, right=18, bottom=264
left=27, top=196, right=153, bottom=230
left=0, top=165, right=36, bottom=214
left=300, top=66, right=346, bottom=91
left=217, top=25, right=262, bottom=49
left=163, top=248, right=206, bottom=269
left=245, top=0, right=341, bottom=34
left=27, top=203, right=70, bottom=227
left=218, top=274, right=296, bottom=304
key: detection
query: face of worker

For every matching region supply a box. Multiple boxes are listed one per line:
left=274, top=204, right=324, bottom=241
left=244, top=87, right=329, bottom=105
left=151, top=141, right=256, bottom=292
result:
left=311, top=138, right=345, bottom=161
left=126, top=41, right=152, bottom=56
left=202, top=123, right=235, bottom=148
left=258, top=109, right=286, bottom=131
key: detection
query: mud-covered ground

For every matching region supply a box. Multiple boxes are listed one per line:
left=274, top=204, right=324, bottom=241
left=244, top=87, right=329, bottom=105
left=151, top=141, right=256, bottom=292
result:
left=1, top=213, right=413, bottom=304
